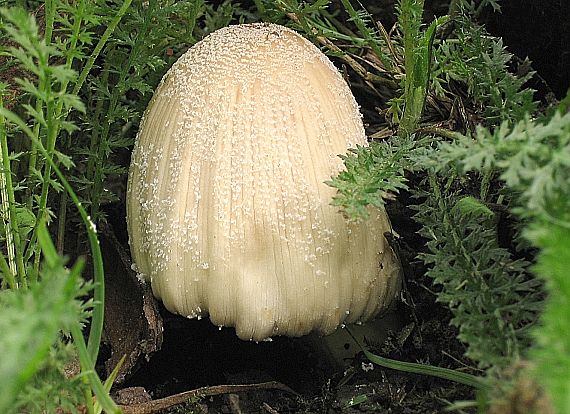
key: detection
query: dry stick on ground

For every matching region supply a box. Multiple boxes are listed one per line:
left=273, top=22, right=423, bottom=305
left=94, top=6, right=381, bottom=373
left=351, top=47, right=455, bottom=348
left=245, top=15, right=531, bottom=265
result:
left=262, top=402, right=281, bottom=414
left=118, top=381, right=299, bottom=414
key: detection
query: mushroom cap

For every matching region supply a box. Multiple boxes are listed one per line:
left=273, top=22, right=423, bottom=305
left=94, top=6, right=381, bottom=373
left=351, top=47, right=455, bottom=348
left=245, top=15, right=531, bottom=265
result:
left=127, top=23, right=401, bottom=341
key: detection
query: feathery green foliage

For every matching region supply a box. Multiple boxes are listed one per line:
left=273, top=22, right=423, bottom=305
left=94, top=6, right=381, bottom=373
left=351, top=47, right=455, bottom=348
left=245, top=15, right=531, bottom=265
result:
left=322, top=1, right=564, bottom=411
left=436, top=105, right=570, bottom=411
left=1, top=2, right=127, bottom=412
left=437, top=112, right=570, bottom=219
left=432, top=16, right=537, bottom=126
left=0, top=224, right=88, bottom=413
left=79, top=0, right=200, bottom=222
left=413, top=176, right=542, bottom=371
left=327, top=139, right=412, bottom=220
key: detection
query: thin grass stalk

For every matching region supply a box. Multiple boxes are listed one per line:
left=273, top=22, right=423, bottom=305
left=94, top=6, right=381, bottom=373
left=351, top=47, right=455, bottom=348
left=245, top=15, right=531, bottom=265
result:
left=71, top=323, right=121, bottom=413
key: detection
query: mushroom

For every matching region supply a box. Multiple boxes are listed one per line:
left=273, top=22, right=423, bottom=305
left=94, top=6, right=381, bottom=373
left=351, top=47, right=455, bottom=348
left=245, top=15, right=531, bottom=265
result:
left=127, top=23, right=401, bottom=341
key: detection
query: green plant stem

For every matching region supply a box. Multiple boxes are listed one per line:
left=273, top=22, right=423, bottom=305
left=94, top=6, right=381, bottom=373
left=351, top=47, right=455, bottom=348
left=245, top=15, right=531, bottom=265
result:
left=21, top=5, right=63, bottom=275
left=54, top=0, right=87, bottom=253
left=33, top=0, right=86, bottom=269
left=56, top=191, right=68, bottom=254
left=36, top=135, right=111, bottom=412
left=32, top=86, right=57, bottom=278
left=28, top=0, right=82, bottom=208
left=25, top=0, right=130, bottom=272
left=72, top=0, right=133, bottom=97
left=398, top=1, right=447, bottom=138
left=85, top=65, right=110, bottom=219
left=43, top=0, right=56, bottom=45
left=399, top=0, right=424, bottom=137
left=30, top=0, right=58, bottom=243
left=25, top=104, right=44, bottom=209
left=0, top=99, right=26, bottom=288
left=67, top=0, right=134, bottom=224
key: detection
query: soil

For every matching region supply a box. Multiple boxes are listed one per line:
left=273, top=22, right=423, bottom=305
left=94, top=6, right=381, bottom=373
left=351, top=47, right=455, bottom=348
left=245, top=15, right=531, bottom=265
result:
left=96, top=1, right=569, bottom=413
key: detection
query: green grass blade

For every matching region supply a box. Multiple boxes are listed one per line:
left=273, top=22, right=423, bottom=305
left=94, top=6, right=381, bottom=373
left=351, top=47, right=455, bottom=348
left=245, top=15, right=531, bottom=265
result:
left=71, top=323, right=121, bottom=414
left=347, top=328, right=489, bottom=390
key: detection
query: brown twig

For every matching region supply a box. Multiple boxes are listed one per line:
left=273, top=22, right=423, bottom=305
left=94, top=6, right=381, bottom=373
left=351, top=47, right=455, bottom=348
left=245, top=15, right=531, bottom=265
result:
left=118, top=381, right=298, bottom=414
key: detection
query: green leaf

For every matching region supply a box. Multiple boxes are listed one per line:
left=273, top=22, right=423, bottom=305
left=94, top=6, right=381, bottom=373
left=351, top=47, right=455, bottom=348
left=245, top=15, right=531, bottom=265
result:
left=452, top=196, right=494, bottom=218
left=60, top=93, right=86, bottom=113
left=50, top=65, right=77, bottom=85
left=344, top=394, right=368, bottom=408
left=16, top=207, right=35, bottom=239
left=53, top=150, right=75, bottom=169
